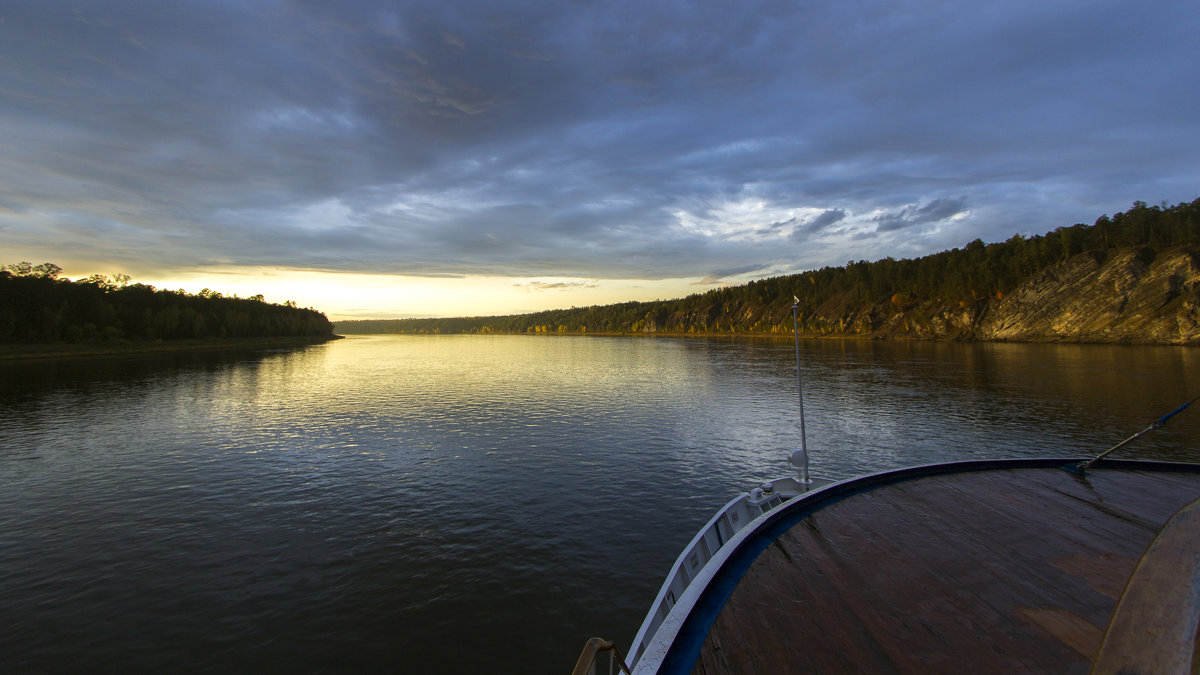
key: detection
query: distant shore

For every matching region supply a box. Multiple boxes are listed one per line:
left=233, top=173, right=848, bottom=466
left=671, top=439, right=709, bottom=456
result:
left=0, top=335, right=343, bottom=361
left=341, top=330, right=827, bottom=340
left=333, top=330, right=1200, bottom=346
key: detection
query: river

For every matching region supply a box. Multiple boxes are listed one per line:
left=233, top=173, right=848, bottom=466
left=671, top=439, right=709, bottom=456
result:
left=1, top=335, right=1196, bottom=672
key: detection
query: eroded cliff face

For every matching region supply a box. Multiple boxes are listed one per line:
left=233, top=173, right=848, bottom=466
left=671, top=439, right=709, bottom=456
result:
left=788, top=246, right=1200, bottom=344
left=973, top=247, right=1200, bottom=344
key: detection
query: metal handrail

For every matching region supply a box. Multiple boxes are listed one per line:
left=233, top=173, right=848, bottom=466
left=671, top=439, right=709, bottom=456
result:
left=571, top=637, right=631, bottom=675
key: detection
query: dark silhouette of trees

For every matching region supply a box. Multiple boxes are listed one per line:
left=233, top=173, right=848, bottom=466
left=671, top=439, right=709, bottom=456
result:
left=0, top=267, right=335, bottom=344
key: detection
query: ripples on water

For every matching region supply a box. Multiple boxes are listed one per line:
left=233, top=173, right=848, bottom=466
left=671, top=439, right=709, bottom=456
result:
left=0, top=335, right=1196, bottom=672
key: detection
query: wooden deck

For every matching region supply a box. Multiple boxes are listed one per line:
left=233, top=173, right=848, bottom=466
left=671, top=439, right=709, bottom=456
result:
left=687, top=464, right=1200, bottom=674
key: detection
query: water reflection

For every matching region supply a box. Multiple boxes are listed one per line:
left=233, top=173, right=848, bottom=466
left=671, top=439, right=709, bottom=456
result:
left=0, top=335, right=1196, bottom=672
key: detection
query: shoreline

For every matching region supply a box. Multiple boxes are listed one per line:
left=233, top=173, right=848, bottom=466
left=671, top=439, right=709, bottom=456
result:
left=334, top=330, right=1198, bottom=346
left=0, top=335, right=344, bottom=361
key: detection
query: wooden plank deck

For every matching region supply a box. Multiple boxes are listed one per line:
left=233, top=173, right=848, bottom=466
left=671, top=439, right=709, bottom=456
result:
left=690, top=466, right=1200, bottom=674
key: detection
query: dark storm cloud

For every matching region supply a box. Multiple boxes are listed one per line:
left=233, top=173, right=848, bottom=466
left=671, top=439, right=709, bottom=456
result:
left=874, top=198, right=969, bottom=233
left=794, top=209, right=848, bottom=237
left=1, top=0, right=1198, bottom=280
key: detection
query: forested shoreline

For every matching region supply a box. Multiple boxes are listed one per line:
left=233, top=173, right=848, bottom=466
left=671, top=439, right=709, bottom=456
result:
left=337, top=199, right=1200, bottom=344
left=0, top=264, right=336, bottom=347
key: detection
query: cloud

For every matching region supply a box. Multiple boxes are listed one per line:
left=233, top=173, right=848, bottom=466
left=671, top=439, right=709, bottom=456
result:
left=792, top=209, right=847, bottom=238
left=0, top=0, right=1197, bottom=293
left=759, top=216, right=799, bottom=235
left=873, top=198, right=970, bottom=233
left=517, top=280, right=600, bottom=292
left=693, top=263, right=769, bottom=285
left=0, top=197, right=26, bottom=215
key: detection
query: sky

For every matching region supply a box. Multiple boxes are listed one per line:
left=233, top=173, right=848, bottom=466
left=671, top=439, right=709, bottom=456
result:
left=1, top=0, right=1198, bottom=320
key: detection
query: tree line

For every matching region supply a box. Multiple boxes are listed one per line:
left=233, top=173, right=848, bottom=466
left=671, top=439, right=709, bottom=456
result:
left=0, top=264, right=335, bottom=344
left=336, top=198, right=1200, bottom=336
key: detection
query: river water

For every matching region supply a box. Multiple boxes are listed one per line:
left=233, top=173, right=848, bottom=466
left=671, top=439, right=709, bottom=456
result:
left=1, top=335, right=1196, bottom=672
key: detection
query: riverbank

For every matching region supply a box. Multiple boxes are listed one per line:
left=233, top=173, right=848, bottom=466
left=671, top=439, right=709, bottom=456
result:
left=335, top=329, right=1200, bottom=346
left=0, top=335, right=343, bottom=361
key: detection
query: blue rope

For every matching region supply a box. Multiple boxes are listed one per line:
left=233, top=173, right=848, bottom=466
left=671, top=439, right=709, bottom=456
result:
left=1075, top=393, right=1200, bottom=474
left=1155, top=393, right=1200, bottom=427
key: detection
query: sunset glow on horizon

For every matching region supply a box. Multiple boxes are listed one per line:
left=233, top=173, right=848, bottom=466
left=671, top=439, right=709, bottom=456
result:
left=41, top=265, right=717, bottom=321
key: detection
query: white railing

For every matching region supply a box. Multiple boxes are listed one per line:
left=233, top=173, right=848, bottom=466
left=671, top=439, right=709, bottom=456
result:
left=624, top=476, right=822, bottom=671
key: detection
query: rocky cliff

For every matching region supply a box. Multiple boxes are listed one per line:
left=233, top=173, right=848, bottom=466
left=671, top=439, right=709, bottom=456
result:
left=973, top=246, right=1200, bottom=344
left=848, top=246, right=1200, bottom=344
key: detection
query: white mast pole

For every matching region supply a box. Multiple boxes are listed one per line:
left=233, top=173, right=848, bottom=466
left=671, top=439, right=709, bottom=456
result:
left=791, top=296, right=810, bottom=483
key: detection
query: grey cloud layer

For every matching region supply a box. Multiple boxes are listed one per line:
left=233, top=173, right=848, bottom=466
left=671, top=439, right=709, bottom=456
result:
left=874, top=198, right=969, bottom=233
left=1, top=0, right=1197, bottom=280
